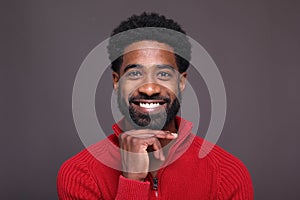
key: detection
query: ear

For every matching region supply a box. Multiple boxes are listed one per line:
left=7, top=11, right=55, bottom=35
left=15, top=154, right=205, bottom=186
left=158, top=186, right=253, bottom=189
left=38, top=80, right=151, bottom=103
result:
left=112, top=72, right=120, bottom=91
left=179, top=72, right=187, bottom=92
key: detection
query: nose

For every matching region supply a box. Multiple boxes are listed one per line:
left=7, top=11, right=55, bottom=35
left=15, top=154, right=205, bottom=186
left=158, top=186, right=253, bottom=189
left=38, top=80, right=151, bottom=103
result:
left=138, top=83, right=161, bottom=96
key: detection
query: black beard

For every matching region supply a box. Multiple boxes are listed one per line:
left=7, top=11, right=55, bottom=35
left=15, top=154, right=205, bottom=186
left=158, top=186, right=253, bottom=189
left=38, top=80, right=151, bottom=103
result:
left=117, top=90, right=181, bottom=130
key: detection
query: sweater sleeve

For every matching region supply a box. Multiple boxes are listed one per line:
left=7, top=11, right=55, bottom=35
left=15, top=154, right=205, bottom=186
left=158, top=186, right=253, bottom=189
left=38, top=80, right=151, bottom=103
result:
left=57, top=161, right=102, bottom=200
left=57, top=160, right=151, bottom=200
left=217, top=156, right=254, bottom=200
left=115, top=175, right=150, bottom=200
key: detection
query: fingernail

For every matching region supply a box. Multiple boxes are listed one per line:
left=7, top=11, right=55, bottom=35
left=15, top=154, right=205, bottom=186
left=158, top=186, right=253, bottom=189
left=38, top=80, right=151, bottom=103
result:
left=171, top=133, right=178, bottom=138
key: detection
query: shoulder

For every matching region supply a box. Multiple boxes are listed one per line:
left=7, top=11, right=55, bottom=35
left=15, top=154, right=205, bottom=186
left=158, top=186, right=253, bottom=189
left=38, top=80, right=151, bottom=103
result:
left=58, top=148, right=94, bottom=175
left=191, top=136, right=249, bottom=170
left=57, top=134, right=118, bottom=199
left=192, top=136, right=254, bottom=199
left=57, top=148, right=101, bottom=199
left=58, top=134, right=118, bottom=175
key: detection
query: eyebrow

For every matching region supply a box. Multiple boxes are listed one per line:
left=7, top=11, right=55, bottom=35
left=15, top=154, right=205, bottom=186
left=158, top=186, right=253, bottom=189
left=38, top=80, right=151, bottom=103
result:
left=123, top=64, right=176, bottom=73
left=123, top=64, right=143, bottom=73
left=156, top=64, right=176, bottom=72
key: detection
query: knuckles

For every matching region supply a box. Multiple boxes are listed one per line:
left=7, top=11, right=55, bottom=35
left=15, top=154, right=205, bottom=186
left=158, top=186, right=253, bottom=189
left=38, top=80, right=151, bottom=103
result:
left=119, top=130, right=168, bottom=150
left=119, top=132, right=159, bottom=148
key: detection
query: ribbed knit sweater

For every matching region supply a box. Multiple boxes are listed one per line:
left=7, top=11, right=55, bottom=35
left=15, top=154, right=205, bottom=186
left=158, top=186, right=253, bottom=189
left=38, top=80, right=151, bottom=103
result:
left=57, top=117, right=253, bottom=199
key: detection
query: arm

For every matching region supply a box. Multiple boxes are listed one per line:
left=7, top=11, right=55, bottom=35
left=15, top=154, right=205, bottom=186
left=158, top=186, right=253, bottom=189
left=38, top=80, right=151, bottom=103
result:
left=57, top=160, right=151, bottom=200
left=56, top=136, right=155, bottom=200
left=57, top=161, right=102, bottom=200
left=57, top=130, right=176, bottom=200
left=115, top=175, right=150, bottom=200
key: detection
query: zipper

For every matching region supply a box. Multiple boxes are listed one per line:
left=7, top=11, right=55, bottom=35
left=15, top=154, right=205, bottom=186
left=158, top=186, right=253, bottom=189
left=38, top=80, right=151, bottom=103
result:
left=152, top=177, right=158, bottom=198
left=150, top=141, right=177, bottom=199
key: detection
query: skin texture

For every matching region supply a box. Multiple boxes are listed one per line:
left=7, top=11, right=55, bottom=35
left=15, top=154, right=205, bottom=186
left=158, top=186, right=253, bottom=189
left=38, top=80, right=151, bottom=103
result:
left=112, top=40, right=187, bottom=181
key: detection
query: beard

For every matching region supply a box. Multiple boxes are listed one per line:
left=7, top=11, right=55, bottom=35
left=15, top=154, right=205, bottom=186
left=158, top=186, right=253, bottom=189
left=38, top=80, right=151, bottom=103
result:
left=117, top=89, right=181, bottom=130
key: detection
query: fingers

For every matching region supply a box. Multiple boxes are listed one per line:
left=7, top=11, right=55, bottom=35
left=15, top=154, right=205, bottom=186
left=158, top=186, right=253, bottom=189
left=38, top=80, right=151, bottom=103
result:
left=151, top=139, right=165, bottom=161
left=125, top=129, right=178, bottom=140
left=154, top=131, right=178, bottom=140
left=119, top=129, right=178, bottom=162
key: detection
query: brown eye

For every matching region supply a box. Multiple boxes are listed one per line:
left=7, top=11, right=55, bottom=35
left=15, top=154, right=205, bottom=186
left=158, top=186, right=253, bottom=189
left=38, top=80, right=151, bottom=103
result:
left=127, top=71, right=143, bottom=79
left=157, top=71, right=172, bottom=80
left=158, top=72, right=169, bottom=77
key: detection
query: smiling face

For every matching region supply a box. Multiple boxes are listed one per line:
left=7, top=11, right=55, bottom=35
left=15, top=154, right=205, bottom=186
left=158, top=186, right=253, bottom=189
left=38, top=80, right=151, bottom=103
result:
left=113, top=41, right=187, bottom=130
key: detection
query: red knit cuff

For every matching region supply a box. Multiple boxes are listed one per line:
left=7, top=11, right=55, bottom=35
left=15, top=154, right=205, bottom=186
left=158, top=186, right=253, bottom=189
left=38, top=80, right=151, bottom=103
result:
left=115, top=175, right=150, bottom=200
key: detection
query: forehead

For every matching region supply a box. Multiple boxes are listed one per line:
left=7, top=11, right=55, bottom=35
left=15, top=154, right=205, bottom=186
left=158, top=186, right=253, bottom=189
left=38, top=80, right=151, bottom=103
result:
left=120, top=41, right=178, bottom=72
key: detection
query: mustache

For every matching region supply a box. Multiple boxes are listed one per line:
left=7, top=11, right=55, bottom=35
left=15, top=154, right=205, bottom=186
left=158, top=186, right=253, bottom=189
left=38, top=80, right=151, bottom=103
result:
left=128, top=94, right=171, bottom=103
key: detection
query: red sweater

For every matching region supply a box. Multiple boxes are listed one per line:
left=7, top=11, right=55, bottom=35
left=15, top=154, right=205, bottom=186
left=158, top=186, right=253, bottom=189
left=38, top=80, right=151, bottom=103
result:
left=57, top=118, right=253, bottom=199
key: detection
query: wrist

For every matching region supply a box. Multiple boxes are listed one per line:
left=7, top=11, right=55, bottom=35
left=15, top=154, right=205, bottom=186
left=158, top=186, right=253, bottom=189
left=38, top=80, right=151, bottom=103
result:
left=123, top=172, right=146, bottom=182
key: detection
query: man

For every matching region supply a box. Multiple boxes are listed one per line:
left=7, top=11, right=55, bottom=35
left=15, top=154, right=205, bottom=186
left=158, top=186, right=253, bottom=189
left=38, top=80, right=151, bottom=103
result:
left=57, top=12, right=253, bottom=199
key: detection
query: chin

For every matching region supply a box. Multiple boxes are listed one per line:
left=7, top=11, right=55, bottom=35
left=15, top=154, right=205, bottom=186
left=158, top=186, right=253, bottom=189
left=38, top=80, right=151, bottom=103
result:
left=129, top=109, right=168, bottom=130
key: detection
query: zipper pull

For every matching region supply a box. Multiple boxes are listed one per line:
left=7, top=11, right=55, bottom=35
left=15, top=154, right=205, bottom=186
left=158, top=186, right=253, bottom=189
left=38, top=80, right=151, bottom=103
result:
left=153, top=177, right=158, bottom=197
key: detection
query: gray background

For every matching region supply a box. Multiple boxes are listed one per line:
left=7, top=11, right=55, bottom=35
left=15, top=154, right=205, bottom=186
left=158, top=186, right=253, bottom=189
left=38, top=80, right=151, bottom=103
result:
left=1, top=0, right=299, bottom=199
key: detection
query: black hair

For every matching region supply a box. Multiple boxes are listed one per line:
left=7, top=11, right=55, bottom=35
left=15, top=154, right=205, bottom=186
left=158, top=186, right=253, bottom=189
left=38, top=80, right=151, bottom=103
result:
left=107, top=12, right=191, bottom=73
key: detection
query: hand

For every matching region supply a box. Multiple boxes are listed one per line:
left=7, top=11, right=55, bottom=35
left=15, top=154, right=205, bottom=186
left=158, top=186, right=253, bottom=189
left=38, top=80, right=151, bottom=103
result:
left=119, top=129, right=177, bottom=181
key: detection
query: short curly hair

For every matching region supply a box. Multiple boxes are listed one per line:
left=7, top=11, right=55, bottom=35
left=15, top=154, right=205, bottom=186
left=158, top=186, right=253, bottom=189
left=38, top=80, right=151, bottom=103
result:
left=107, top=12, right=191, bottom=73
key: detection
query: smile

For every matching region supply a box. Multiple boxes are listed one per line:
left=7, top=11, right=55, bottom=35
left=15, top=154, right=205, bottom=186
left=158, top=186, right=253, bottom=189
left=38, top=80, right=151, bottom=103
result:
left=130, top=99, right=167, bottom=111
left=139, top=102, right=160, bottom=108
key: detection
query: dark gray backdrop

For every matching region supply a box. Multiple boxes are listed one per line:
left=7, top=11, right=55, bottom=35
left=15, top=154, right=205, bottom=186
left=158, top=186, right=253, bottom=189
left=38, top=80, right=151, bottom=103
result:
left=1, top=0, right=299, bottom=199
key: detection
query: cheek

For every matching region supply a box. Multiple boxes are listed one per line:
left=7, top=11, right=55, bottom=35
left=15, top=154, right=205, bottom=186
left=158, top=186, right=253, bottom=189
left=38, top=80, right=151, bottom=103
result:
left=119, top=81, right=138, bottom=99
left=160, top=81, right=180, bottom=96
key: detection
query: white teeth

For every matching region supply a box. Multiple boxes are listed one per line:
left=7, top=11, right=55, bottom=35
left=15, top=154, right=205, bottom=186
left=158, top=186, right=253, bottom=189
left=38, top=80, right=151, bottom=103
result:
left=139, top=102, right=160, bottom=108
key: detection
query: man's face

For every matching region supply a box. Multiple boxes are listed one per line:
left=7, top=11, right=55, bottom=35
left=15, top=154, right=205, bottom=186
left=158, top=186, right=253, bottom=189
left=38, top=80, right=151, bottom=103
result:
left=113, top=41, right=187, bottom=130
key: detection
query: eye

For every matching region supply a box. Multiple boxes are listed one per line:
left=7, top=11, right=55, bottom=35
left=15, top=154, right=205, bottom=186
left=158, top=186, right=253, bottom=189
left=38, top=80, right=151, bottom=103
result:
left=127, top=71, right=143, bottom=79
left=158, top=72, right=169, bottom=77
left=157, top=71, right=172, bottom=80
